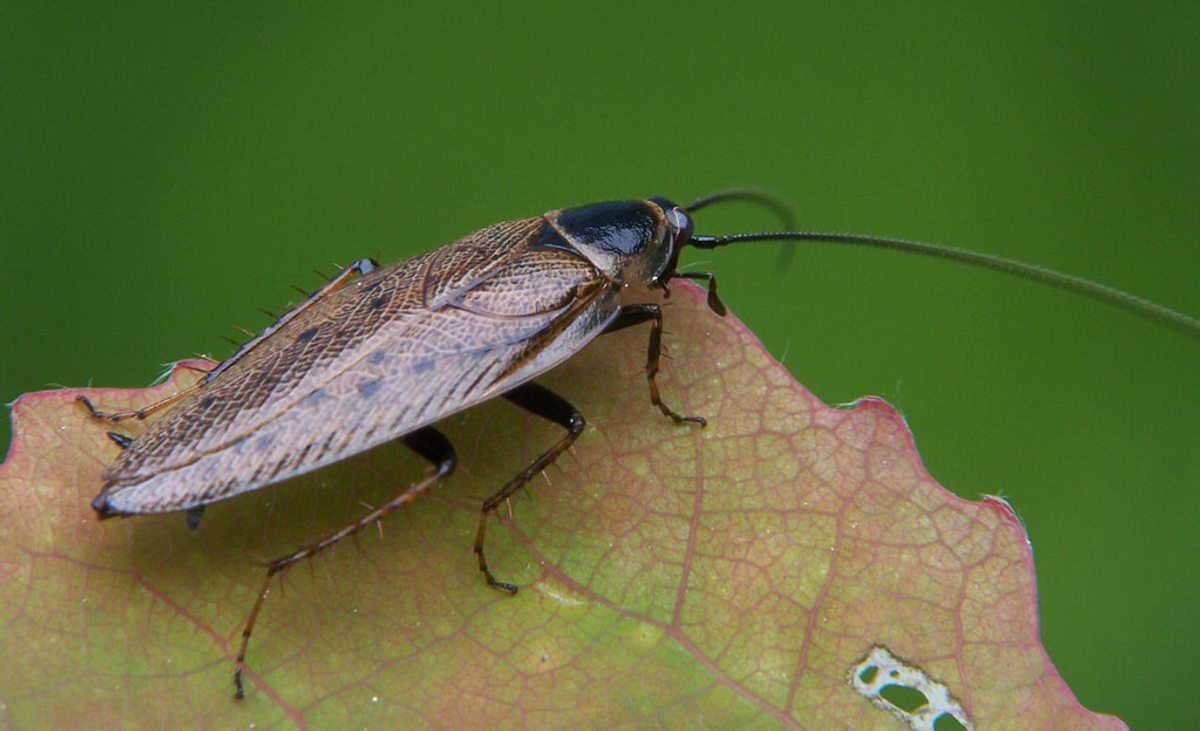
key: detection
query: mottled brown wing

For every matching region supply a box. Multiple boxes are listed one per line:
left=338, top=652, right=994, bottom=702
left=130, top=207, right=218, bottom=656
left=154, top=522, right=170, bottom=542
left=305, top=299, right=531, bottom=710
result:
left=97, top=217, right=620, bottom=514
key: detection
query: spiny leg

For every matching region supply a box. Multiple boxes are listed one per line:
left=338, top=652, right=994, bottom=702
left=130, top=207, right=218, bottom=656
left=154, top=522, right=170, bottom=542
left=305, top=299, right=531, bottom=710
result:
left=233, top=426, right=455, bottom=699
left=474, top=383, right=584, bottom=593
left=75, top=360, right=214, bottom=422
left=603, top=304, right=706, bottom=426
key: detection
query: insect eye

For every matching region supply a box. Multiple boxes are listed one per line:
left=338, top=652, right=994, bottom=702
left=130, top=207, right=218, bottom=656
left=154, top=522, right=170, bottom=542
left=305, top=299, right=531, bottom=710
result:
left=666, top=206, right=693, bottom=247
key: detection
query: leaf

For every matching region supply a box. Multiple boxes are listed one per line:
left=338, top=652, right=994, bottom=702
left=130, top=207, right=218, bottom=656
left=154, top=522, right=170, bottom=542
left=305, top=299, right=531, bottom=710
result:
left=0, top=283, right=1125, bottom=730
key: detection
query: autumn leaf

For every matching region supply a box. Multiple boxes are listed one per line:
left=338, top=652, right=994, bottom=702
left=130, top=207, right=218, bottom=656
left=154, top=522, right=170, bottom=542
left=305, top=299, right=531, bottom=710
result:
left=0, top=284, right=1125, bottom=730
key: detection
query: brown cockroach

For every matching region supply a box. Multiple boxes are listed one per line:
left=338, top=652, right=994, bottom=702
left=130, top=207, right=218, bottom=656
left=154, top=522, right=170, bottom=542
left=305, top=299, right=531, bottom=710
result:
left=77, top=192, right=1200, bottom=697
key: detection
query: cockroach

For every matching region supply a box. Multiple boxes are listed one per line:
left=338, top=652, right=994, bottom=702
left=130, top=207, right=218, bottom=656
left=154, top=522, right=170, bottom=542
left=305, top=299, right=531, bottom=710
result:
left=76, top=191, right=1200, bottom=698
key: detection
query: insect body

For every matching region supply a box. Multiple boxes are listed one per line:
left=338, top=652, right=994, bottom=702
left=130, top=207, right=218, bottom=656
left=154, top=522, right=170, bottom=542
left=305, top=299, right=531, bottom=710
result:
left=91, top=203, right=686, bottom=516
left=79, top=193, right=1200, bottom=698
left=84, top=197, right=715, bottom=697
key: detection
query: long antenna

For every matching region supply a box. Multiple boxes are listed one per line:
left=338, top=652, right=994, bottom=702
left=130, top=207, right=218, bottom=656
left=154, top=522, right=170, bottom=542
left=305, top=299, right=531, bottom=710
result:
left=686, top=189, right=796, bottom=229
left=686, top=189, right=798, bottom=268
left=690, top=230, right=1200, bottom=340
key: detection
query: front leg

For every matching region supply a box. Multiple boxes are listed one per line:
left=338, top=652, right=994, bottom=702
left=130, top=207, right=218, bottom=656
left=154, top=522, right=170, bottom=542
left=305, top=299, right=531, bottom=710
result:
left=603, top=304, right=706, bottom=427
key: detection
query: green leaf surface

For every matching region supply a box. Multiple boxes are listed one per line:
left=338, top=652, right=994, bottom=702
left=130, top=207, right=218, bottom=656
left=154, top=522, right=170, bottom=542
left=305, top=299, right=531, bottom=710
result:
left=0, top=284, right=1124, bottom=730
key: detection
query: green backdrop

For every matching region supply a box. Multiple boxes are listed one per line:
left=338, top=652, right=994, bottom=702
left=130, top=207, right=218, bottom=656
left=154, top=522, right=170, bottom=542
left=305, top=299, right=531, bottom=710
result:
left=2, top=3, right=1196, bottom=728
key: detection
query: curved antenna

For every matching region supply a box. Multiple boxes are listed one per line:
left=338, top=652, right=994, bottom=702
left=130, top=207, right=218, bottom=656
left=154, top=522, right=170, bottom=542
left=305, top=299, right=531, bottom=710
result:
left=690, top=230, right=1200, bottom=340
left=687, top=188, right=798, bottom=268
left=686, top=189, right=796, bottom=230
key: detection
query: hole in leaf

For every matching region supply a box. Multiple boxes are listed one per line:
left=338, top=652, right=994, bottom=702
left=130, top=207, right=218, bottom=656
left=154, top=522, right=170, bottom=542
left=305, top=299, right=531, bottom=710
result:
left=934, top=712, right=970, bottom=731
left=880, top=683, right=929, bottom=713
left=848, top=646, right=974, bottom=731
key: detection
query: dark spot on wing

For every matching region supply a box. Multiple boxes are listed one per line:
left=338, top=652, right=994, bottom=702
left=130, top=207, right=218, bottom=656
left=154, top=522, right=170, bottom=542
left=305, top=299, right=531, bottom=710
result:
left=358, top=379, right=383, bottom=398
left=314, top=430, right=339, bottom=460
left=295, top=327, right=319, bottom=345
left=412, top=359, right=434, bottom=373
left=302, top=388, right=326, bottom=407
left=199, top=396, right=215, bottom=409
left=368, top=350, right=386, bottom=364
left=371, top=295, right=388, bottom=310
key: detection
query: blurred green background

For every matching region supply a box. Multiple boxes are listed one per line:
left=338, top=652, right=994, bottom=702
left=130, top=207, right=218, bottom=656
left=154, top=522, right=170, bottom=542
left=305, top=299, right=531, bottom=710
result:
left=2, top=3, right=1196, bottom=727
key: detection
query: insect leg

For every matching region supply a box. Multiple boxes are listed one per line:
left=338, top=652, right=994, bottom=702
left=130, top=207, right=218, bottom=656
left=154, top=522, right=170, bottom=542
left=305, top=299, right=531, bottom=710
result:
left=75, top=360, right=214, bottom=422
left=186, top=506, right=205, bottom=532
left=233, top=425, right=455, bottom=699
left=674, top=272, right=726, bottom=316
left=474, top=383, right=585, bottom=594
left=603, top=304, right=706, bottom=426
left=77, top=387, right=199, bottom=423
left=106, top=431, right=134, bottom=449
